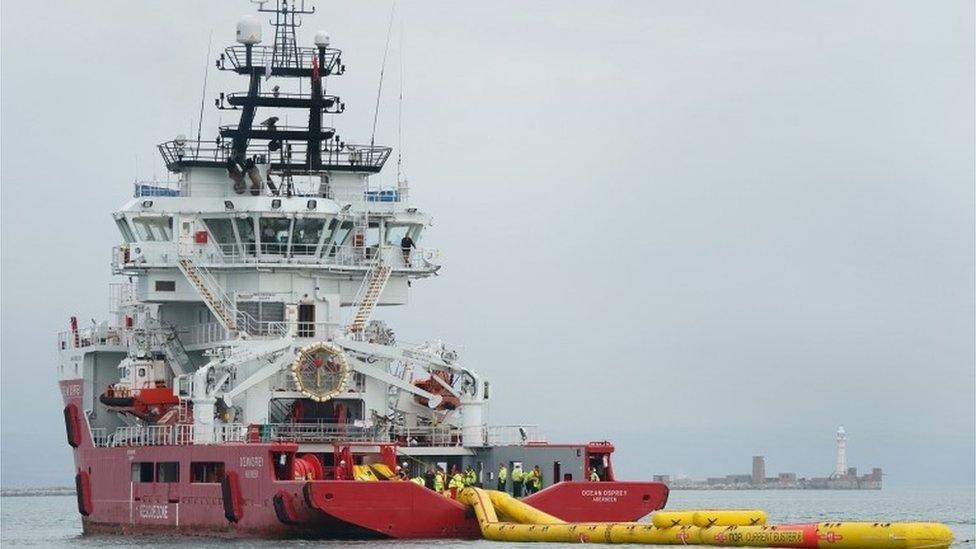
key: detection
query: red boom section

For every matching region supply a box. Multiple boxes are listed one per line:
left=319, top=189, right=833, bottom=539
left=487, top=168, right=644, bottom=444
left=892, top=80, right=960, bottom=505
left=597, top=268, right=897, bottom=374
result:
left=524, top=481, right=669, bottom=523
left=304, top=480, right=482, bottom=539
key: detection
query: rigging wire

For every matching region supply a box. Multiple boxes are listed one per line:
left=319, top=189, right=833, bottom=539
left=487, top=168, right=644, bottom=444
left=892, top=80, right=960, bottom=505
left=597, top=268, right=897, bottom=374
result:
left=370, top=2, right=397, bottom=154
left=195, top=29, right=214, bottom=156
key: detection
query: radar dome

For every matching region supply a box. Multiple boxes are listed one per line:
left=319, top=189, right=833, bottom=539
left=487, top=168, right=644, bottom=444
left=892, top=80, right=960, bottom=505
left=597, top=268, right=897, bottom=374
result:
left=236, top=15, right=262, bottom=45
left=314, top=30, right=331, bottom=48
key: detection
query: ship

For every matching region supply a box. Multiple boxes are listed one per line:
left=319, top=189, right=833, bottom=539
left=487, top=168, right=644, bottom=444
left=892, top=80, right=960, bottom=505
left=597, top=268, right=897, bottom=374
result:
left=57, top=0, right=669, bottom=539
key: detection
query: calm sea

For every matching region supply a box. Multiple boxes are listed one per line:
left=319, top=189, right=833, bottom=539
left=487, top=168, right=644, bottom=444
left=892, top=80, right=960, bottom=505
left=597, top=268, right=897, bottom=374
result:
left=2, top=488, right=973, bottom=548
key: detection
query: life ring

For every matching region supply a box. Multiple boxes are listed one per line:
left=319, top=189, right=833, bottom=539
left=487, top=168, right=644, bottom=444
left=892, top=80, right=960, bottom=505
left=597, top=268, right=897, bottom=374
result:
left=221, top=470, right=244, bottom=523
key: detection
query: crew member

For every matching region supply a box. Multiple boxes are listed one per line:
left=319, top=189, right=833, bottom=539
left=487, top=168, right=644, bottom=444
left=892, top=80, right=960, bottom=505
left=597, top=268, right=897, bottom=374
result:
left=497, top=463, right=508, bottom=491
left=531, top=465, right=543, bottom=493
left=511, top=464, right=524, bottom=497
left=523, top=467, right=536, bottom=495
left=400, top=234, right=416, bottom=264
left=589, top=468, right=601, bottom=482
left=335, top=460, right=347, bottom=480
left=433, top=467, right=445, bottom=493
left=411, top=475, right=426, bottom=487
left=449, top=466, right=465, bottom=495
left=424, top=466, right=436, bottom=490
left=464, top=466, right=477, bottom=487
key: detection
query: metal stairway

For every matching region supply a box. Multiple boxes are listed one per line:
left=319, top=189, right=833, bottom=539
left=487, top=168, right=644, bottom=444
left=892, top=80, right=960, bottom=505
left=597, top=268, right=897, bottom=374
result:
left=177, top=256, right=239, bottom=333
left=348, top=260, right=392, bottom=336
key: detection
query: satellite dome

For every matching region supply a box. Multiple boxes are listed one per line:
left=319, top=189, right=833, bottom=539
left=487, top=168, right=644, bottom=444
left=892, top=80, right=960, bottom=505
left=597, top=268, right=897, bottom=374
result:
left=236, top=15, right=262, bottom=45
left=314, top=30, right=331, bottom=48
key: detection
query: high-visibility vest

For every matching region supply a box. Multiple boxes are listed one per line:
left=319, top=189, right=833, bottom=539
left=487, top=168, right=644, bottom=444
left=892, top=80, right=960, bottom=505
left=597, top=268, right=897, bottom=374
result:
left=449, top=473, right=464, bottom=489
left=465, top=470, right=476, bottom=486
left=411, top=476, right=426, bottom=487
left=512, top=468, right=524, bottom=482
left=498, top=466, right=508, bottom=481
left=532, top=471, right=542, bottom=490
left=434, top=473, right=445, bottom=491
left=590, top=470, right=600, bottom=481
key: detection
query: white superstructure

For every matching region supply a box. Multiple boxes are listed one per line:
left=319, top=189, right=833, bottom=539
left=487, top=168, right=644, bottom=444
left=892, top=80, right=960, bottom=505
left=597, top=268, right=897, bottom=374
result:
left=56, top=4, right=540, bottom=454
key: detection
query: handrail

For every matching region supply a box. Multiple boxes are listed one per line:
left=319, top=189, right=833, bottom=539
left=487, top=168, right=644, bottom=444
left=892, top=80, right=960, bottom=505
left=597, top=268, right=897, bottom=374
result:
left=221, top=44, right=341, bottom=72
left=158, top=138, right=390, bottom=173
left=91, top=422, right=543, bottom=448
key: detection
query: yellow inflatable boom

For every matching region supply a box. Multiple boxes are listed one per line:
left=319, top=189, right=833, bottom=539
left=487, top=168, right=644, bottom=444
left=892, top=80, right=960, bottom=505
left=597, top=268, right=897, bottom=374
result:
left=458, top=488, right=954, bottom=549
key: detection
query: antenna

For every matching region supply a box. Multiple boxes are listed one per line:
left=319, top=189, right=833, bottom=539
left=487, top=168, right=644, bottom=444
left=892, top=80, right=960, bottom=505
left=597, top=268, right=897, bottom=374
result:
left=195, top=29, right=214, bottom=155
left=369, top=2, right=396, bottom=155
left=396, top=16, right=404, bottom=182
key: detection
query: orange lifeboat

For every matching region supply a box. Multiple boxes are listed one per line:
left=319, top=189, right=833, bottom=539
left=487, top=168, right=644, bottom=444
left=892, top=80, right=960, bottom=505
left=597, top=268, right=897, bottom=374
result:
left=413, top=370, right=461, bottom=410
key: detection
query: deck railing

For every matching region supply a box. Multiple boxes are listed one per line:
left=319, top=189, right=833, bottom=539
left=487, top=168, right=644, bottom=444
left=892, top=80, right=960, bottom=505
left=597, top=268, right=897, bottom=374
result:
left=113, top=242, right=438, bottom=273
left=90, top=422, right=544, bottom=448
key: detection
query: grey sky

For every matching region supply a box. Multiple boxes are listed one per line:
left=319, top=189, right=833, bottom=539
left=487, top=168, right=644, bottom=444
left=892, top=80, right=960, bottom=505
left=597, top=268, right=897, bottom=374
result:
left=2, top=0, right=973, bottom=488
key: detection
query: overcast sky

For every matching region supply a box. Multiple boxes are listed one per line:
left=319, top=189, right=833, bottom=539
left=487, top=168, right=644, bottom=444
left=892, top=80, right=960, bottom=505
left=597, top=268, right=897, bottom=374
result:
left=2, top=0, right=973, bottom=488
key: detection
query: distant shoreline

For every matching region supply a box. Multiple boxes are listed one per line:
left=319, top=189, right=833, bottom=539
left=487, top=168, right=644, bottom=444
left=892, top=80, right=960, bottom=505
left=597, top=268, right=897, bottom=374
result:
left=1, top=487, right=76, bottom=497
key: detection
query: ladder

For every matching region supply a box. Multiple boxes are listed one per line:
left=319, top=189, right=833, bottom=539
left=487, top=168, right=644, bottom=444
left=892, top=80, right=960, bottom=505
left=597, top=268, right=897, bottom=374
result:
left=177, top=397, right=192, bottom=424
left=348, top=260, right=392, bottom=336
left=177, top=256, right=239, bottom=333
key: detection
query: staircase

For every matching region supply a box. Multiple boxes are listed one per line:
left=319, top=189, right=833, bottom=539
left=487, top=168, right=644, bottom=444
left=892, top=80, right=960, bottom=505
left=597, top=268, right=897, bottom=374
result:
left=177, top=256, right=239, bottom=333
left=348, top=260, right=392, bottom=336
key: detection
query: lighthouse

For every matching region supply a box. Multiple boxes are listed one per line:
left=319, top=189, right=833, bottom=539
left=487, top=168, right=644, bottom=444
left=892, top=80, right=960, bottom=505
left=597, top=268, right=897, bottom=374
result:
left=834, top=426, right=848, bottom=477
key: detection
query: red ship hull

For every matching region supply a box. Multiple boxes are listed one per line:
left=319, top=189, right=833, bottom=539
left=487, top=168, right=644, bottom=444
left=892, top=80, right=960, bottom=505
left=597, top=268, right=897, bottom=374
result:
left=63, top=381, right=669, bottom=539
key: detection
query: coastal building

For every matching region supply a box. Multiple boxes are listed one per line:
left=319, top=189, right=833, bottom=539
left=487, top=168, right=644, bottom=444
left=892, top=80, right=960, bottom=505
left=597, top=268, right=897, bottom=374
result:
left=661, top=428, right=881, bottom=490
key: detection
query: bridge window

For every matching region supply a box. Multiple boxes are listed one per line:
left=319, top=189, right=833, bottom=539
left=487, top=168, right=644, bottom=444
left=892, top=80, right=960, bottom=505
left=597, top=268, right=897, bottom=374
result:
left=327, top=221, right=354, bottom=256
left=116, top=219, right=136, bottom=243
left=132, top=217, right=173, bottom=242
left=385, top=224, right=417, bottom=246
left=259, top=217, right=291, bottom=255
left=291, top=218, right=326, bottom=256
left=235, top=217, right=256, bottom=256
left=190, top=462, right=225, bottom=483
left=204, top=218, right=237, bottom=255
left=156, top=462, right=180, bottom=483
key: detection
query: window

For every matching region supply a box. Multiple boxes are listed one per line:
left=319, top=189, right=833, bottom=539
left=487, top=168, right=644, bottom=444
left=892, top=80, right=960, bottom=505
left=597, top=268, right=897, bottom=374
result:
left=235, top=217, right=256, bottom=256
left=259, top=217, right=292, bottom=255
left=190, top=462, right=225, bottom=483
left=385, top=225, right=411, bottom=246
left=116, top=219, right=136, bottom=243
left=328, top=221, right=354, bottom=256
left=291, top=218, right=326, bottom=256
left=155, top=280, right=176, bottom=292
left=132, top=462, right=154, bottom=482
left=204, top=218, right=237, bottom=254
left=365, top=223, right=380, bottom=248
left=132, top=217, right=173, bottom=242
left=156, top=462, right=180, bottom=483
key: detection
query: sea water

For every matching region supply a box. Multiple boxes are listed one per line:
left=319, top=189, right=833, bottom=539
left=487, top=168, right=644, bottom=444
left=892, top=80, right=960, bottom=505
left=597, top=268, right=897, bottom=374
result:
left=1, top=487, right=973, bottom=548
